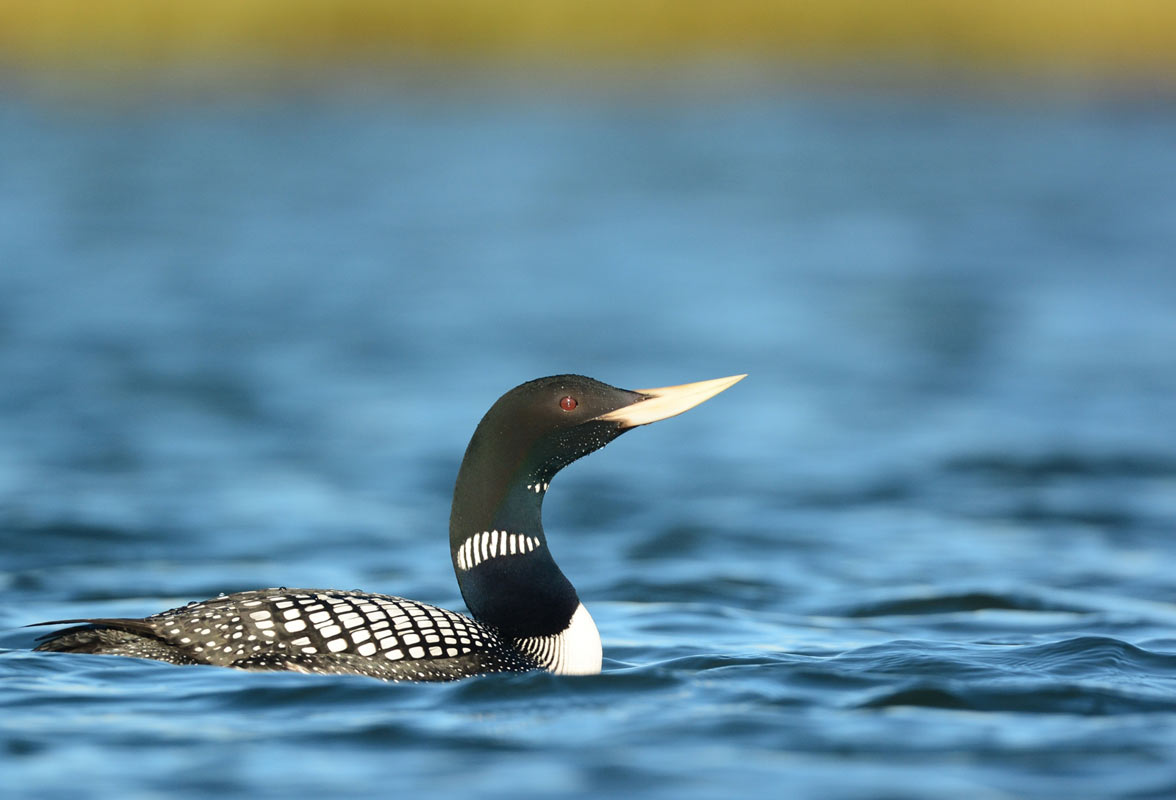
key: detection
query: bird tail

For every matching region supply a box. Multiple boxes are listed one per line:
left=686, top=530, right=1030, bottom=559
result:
left=29, top=618, right=163, bottom=654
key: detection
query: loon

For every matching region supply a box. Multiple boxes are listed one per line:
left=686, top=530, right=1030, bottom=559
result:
left=32, top=373, right=744, bottom=681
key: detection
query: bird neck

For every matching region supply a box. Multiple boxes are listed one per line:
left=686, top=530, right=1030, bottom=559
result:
left=449, top=448, right=580, bottom=641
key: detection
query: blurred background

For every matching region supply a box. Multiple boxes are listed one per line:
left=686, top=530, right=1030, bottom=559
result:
left=3, top=0, right=1176, bottom=80
left=3, top=3, right=1176, bottom=800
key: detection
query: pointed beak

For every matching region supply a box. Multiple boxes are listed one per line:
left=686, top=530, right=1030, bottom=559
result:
left=593, top=374, right=747, bottom=429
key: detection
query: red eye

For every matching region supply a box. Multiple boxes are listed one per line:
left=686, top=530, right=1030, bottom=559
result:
left=559, top=396, right=578, bottom=411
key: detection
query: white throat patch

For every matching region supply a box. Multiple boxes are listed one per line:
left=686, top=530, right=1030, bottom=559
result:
left=455, top=530, right=542, bottom=572
left=515, top=603, right=602, bottom=676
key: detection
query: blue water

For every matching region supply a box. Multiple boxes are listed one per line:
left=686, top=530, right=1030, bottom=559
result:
left=2, top=82, right=1176, bottom=799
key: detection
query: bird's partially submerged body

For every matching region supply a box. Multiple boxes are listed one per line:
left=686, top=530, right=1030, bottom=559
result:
left=33, top=373, right=745, bottom=681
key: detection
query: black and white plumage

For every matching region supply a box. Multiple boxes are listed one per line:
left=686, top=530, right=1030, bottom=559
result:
left=38, top=590, right=534, bottom=681
left=32, top=374, right=744, bottom=682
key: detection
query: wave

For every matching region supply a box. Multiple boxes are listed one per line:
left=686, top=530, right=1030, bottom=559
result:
left=856, top=680, right=1176, bottom=714
left=942, top=452, right=1176, bottom=480
left=836, top=590, right=1085, bottom=617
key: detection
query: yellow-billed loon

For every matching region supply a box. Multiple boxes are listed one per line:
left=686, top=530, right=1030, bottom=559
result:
left=32, top=374, right=745, bottom=681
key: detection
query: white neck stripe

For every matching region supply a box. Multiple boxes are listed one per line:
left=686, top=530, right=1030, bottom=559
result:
left=456, top=530, right=542, bottom=571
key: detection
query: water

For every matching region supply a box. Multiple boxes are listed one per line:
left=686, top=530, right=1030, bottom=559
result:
left=2, top=82, right=1176, bottom=799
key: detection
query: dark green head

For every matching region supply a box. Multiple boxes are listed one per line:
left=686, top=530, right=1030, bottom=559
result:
left=448, top=373, right=745, bottom=636
left=449, top=375, right=640, bottom=538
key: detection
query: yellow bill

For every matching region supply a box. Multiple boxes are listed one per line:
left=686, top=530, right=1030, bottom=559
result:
left=594, top=374, right=746, bottom=428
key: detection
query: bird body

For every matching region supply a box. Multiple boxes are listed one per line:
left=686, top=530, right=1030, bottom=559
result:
left=33, top=374, right=744, bottom=681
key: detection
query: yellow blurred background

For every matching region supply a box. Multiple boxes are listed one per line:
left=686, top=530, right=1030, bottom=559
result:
left=2, top=0, right=1174, bottom=85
